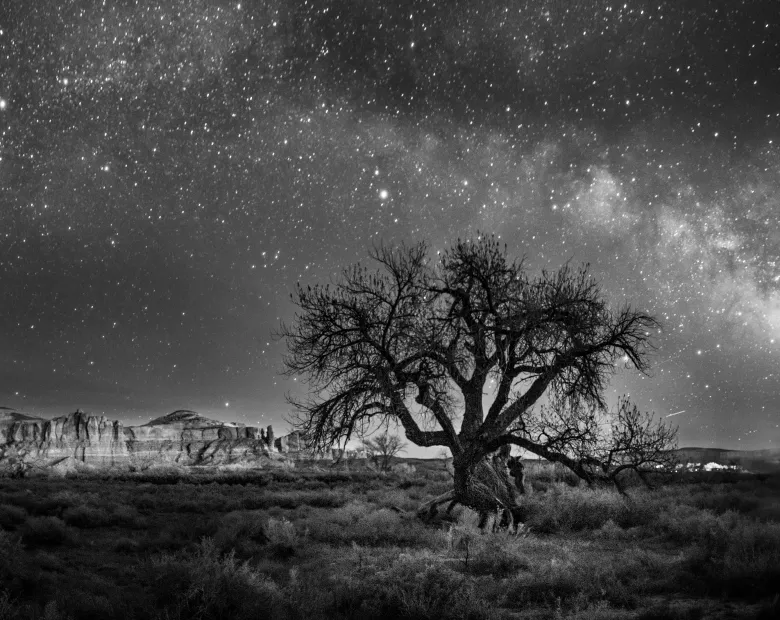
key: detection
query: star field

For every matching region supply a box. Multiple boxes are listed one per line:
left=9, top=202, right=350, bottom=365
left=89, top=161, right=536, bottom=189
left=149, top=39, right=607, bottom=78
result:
left=1, top=0, right=779, bottom=450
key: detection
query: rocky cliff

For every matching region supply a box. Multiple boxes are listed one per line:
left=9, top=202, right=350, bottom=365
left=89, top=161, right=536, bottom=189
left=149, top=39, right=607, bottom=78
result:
left=0, top=407, right=306, bottom=473
left=125, top=410, right=281, bottom=467
left=1, top=408, right=127, bottom=469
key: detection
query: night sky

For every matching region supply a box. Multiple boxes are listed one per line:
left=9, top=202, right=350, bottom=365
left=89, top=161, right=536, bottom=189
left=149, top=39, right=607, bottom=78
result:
left=1, top=0, right=779, bottom=452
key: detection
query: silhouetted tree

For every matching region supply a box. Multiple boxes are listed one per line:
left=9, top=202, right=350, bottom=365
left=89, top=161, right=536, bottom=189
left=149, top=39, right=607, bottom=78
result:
left=361, top=432, right=407, bottom=472
left=280, top=235, right=667, bottom=524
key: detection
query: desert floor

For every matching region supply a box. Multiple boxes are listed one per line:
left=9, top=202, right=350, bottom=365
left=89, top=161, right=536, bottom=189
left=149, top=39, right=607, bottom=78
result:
left=0, top=460, right=778, bottom=619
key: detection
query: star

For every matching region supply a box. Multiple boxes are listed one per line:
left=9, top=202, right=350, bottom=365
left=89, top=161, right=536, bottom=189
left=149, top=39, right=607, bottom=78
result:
left=0, top=0, right=778, bottom=452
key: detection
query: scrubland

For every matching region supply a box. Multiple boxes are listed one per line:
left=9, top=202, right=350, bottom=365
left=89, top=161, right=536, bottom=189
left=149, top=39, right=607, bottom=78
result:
left=0, top=460, right=778, bottom=620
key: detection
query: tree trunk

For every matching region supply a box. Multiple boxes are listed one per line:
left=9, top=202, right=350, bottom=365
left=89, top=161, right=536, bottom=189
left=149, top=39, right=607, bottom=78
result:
left=453, top=453, right=519, bottom=527
left=416, top=453, right=521, bottom=528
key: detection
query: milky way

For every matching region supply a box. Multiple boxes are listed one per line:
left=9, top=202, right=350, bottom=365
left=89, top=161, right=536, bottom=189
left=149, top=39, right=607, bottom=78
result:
left=1, top=0, right=779, bottom=450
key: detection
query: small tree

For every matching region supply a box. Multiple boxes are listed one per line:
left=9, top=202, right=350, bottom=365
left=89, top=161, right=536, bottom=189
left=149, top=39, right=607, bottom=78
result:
left=361, top=432, right=407, bottom=472
left=280, top=235, right=669, bottom=522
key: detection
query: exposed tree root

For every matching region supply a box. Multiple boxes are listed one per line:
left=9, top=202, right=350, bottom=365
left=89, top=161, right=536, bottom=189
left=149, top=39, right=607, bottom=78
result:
left=416, top=490, right=457, bottom=520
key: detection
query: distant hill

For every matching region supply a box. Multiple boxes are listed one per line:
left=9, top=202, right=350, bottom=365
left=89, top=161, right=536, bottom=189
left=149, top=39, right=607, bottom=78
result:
left=143, top=410, right=236, bottom=428
left=405, top=447, right=780, bottom=474
left=672, top=446, right=780, bottom=472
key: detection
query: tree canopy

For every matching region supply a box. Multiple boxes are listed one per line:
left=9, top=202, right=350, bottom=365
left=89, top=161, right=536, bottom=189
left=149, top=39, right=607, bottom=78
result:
left=280, top=235, right=674, bottom=512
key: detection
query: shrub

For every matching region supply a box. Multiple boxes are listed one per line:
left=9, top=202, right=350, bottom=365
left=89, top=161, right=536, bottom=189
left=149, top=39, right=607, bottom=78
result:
left=239, top=490, right=347, bottom=510
left=131, top=493, right=158, bottom=511
left=0, top=505, right=27, bottom=529
left=525, top=461, right=581, bottom=487
left=596, top=519, right=630, bottom=541
left=0, top=590, right=20, bottom=620
left=709, top=520, right=780, bottom=597
left=56, top=592, right=115, bottom=619
left=524, top=485, right=629, bottom=533
left=366, top=488, right=419, bottom=512
left=49, top=489, right=98, bottom=508
left=307, top=502, right=433, bottom=547
left=265, top=517, right=297, bottom=559
left=692, top=488, right=761, bottom=516
left=504, top=550, right=640, bottom=611
left=62, top=505, right=111, bottom=528
left=0, top=531, right=23, bottom=558
left=110, top=504, right=144, bottom=528
left=371, top=554, right=495, bottom=620
left=0, top=530, right=46, bottom=600
left=213, top=511, right=267, bottom=555
left=265, top=517, right=297, bottom=546
left=306, top=548, right=497, bottom=620
left=149, top=538, right=283, bottom=620
left=19, top=517, right=72, bottom=547
left=164, top=514, right=220, bottom=546
left=112, top=537, right=140, bottom=554
left=444, top=522, right=529, bottom=577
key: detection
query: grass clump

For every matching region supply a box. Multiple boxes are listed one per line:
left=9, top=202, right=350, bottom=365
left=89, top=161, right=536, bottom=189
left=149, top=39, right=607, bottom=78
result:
left=307, top=501, right=433, bottom=548
left=524, top=485, right=627, bottom=533
left=18, top=517, right=73, bottom=547
left=212, top=510, right=268, bottom=556
left=265, top=517, right=298, bottom=559
left=149, top=538, right=283, bottom=620
left=61, top=504, right=112, bottom=528
left=0, top=505, right=27, bottom=529
left=444, top=520, right=530, bottom=577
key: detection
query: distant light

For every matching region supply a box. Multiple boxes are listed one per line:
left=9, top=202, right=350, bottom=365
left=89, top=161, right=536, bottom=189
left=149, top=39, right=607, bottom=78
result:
left=62, top=78, right=69, bottom=86
left=0, top=99, right=7, bottom=110
left=379, top=189, right=389, bottom=200
left=225, top=402, right=230, bottom=407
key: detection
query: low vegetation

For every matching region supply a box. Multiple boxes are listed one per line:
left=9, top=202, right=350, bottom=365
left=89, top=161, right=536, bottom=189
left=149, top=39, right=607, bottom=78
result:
left=0, top=460, right=778, bottom=619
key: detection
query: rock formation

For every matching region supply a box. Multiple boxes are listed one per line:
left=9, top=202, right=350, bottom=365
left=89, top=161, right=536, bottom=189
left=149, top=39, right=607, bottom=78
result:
left=1, top=408, right=127, bottom=469
left=275, top=430, right=306, bottom=453
left=0, top=406, right=304, bottom=474
left=126, top=410, right=280, bottom=467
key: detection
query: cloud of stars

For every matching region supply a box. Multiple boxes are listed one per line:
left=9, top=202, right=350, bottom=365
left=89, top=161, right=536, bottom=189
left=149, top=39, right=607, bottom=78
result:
left=0, top=0, right=778, bottom=448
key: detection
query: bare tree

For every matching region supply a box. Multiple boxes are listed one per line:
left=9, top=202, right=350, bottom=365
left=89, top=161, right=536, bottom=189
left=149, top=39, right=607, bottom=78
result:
left=362, top=432, right=407, bottom=472
left=590, top=397, right=677, bottom=490
left=279, top=235, right=662, bottom=524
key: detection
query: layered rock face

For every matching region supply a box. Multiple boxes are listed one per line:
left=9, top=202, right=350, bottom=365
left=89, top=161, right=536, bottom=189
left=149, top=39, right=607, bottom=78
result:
left=126, top=410, right=279, bottom=467
left=1, top=408, right=127, bottom=468
left=0, top=407, right=301, bottom=472
left=275, top=430, right=306, bottom=453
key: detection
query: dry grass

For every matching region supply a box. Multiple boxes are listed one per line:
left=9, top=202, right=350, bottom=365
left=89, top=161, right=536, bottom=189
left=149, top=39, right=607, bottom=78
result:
left=0, top=461, right=777, bottom=619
